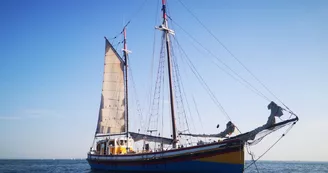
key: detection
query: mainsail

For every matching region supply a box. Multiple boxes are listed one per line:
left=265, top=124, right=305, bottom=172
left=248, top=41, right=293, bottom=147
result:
left=96, top=38, right=125, bottom=135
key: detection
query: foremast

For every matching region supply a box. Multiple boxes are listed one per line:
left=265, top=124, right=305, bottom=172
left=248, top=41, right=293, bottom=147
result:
left=123, top=27, right=131, bottom=150
left=157, top=0, right=178, bottom=148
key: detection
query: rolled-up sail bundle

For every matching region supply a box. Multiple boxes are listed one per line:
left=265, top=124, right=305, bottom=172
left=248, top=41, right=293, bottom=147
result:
left=231, top=101, right=297, bottom=142
left=181, top=102, right=294, bottom=142
left=180, top=121, right=235, bottom=138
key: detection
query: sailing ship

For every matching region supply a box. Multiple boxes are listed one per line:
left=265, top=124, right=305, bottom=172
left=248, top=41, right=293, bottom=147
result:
left=87, top=1, right=299, bottom=172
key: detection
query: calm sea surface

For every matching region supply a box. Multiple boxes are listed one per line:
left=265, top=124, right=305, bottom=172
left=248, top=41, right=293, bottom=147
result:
left=0, top=159, right=327, bottom=173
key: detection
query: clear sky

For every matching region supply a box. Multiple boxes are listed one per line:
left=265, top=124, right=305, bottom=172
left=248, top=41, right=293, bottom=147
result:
left=0, top=0, right=327, bottom=161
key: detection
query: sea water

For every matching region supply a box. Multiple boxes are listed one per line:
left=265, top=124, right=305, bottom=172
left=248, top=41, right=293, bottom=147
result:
left=0, top=159, right=327, bottom=173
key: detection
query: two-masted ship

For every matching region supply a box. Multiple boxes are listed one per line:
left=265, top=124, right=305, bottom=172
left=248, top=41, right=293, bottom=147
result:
left=87, top=1, right=298, bottom=172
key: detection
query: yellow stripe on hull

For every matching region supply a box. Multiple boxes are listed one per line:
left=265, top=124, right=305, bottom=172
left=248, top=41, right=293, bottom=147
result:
left=197, top=148, right=244, bottom=165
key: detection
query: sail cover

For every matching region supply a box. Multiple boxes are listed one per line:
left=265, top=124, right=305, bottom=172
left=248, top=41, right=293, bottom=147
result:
left=96, top=38, right=125, bottom=135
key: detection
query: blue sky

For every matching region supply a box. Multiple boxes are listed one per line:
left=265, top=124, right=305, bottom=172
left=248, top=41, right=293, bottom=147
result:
left=0, top=0, right=327, bottom=161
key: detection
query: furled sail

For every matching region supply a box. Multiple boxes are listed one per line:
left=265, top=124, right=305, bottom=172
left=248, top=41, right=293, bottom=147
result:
left=180, top=102, right=298, bottom=142
left=180, top=121, right=236, bottom=138
left=129, top=132, right=173, bottom=145
left=95, top=38, right=125, bottom=135
left=230, top=101, right=298, bottom=143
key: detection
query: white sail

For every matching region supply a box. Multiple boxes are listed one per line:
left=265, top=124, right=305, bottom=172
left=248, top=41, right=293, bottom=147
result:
left=96, top=38, right=125, bottom=135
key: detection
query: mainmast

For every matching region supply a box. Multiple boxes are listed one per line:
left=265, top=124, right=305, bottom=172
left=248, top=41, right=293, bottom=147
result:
left=157, top=0, right=178, bottom=148
left=123, top=27, right=131, bottom=150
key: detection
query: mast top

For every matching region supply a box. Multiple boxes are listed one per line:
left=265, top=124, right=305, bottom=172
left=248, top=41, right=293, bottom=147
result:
left=162, top=0, right=167, bottom=20
left=122, top=27, right=131, bottom=55
left=156, top=0, right=174, bottom=35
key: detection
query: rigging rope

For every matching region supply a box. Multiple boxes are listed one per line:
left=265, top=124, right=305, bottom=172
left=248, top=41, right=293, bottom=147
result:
left=149, top=0, right=160, bottom=107
left=160, top=35, right=166, bottom=141
left=244, top=121, right=297, bottom=171
left=177, top=0, right=290, bottom=110
left=161, top=60, right=165, bottom=140
left=171, top=41, right=195, bottom=143
left=128, top=62, right=145, bottom=131
left=168, top=17, right=270, bottom=102
left=169, top=25, right=204, bottom=143
left=108, top=0, right=148, bottom=45
left=144, top=0, right=160, bottom=131
left=147, top=34, right=166, bottom=133
left=169, top=24, right=192, bottom=132
left=192, top=96, right=204, bottom=132
left=122, top=0, right=148, bottom=30
left=246, top=145, right=260, bottom=173
left=172, top=35, right=233, bottom=123
left=169, top=26, right=205, bottom=140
